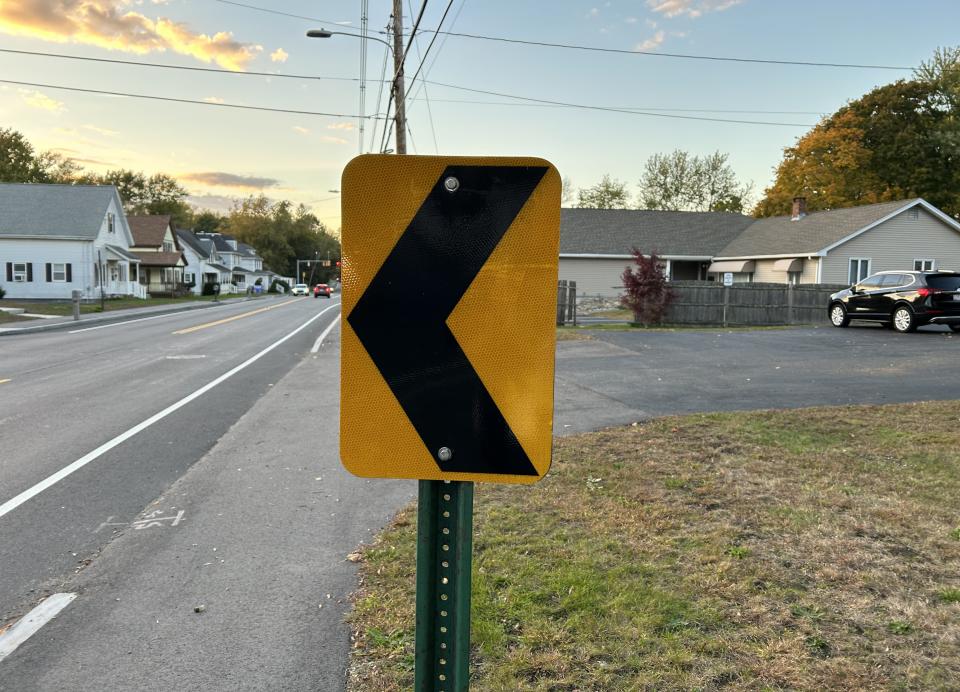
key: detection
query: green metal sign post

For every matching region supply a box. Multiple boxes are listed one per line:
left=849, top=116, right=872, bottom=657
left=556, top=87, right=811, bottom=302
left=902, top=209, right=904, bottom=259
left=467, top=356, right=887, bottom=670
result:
left=414, top=479, right=474, bottom=691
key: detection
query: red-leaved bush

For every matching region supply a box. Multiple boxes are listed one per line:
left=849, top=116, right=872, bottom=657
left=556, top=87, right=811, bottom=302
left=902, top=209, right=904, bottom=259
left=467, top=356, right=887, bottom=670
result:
left=620, top=247, right=675, bottom=325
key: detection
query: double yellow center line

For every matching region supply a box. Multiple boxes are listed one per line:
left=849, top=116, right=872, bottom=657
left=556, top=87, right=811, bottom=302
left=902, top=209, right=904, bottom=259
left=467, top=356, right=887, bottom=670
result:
left=173, top=299, right=300, bottom=335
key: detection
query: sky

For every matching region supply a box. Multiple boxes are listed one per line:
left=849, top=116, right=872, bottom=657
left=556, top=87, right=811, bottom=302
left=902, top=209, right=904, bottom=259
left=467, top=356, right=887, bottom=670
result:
left=0, top=0, right=958, bottom=232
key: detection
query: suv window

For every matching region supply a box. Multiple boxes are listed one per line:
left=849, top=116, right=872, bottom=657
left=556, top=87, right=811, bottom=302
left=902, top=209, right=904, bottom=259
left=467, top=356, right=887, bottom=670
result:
left=880, top=274, right=907, bottom=288
left=859, top=275, right=885, bottom=289
left=926, top=275, right=960, bottom=291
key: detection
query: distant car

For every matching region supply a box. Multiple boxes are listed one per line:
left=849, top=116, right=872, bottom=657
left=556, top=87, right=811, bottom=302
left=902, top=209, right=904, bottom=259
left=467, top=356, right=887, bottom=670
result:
left=828, top=270, right=960, bottom=333
left=313, top=283, right=332, bottom=299
left=292, top=283, right=309, bottom=296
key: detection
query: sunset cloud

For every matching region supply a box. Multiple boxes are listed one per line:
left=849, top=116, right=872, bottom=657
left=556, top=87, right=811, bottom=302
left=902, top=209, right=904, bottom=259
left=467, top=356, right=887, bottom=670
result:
left=327, top=122, right=355, bottom=131
left=292, top=126, right=310, bottom=135
left=646, top=0, right=742, bottom=18
left=20, top=88, right=65, bottom=112
left=0, top=0, right=261, bottom=70
left=270, top=48, right=288, bottom=63
left=181, top=171, right=280, bottom=189
left=635, top=31, right=666, bottom=51
left=203, top=96, right=225, bottom=104
left=321, top=136, right=349, bottom=145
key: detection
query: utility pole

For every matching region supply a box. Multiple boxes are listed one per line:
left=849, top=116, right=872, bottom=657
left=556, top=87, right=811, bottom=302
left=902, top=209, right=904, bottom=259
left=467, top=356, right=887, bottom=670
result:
left=391, top=0, right=407, bottom=155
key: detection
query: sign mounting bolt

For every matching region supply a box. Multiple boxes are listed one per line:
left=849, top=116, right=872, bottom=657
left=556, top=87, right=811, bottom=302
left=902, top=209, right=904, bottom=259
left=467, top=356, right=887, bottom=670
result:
left=438, top=447, right=453, bottom=462
left=443, top=176, right=460, bottom=193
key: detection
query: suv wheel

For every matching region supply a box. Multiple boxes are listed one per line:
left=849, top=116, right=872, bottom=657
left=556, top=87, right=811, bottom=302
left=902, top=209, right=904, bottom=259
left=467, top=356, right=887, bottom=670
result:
left=950, top=325, right=960, bottom=333
left=892, top=305, right=917, bottom=333
left=829, top=303, right=849, bottom=328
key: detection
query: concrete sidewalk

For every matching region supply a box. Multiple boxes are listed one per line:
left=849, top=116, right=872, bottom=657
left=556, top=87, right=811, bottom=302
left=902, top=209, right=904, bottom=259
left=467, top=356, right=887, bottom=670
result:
left=0, top=320, right=416, bottom=691
left=0, top=295, right=274, bottom=336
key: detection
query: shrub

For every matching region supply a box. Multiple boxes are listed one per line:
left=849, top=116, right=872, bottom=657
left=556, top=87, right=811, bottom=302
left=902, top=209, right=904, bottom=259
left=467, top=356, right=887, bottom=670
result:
left=269, top=278, right=290, bottom=294
left=0, top=285, right=5, bottom=299
left=201, top=282, right=217, bottom=296
left=620, top=247, right=675, bottom=325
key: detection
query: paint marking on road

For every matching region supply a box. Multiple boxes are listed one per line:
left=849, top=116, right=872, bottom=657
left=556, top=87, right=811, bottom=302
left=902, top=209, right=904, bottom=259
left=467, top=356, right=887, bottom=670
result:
left=310, top=312, right=342, bottom=353
left=0, top=302, right=342, bottom=521
left=173, top=299, right=301, bottom=335
left=0, top=593, right=77, bottom=662
left=0, top=379, right=10, bottom=385
left=68, top=302, right=235, bottom=334
left=165, top=355, right=207, bottom=360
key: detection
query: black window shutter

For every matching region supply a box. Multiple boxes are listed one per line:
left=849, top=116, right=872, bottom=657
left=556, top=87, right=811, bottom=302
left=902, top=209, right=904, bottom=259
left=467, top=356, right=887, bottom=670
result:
left=46, top=263, right=52, bottom=282
left=66, top=264, right=72, bottom=282
left=5, top=263, right=10, bottom=282
left=26, top=263, right=33, bottom=282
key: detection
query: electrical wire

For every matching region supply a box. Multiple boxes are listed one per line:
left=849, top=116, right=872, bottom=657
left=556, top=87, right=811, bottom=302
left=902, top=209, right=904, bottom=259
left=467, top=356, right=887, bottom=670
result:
left=0, top=78, right=371, bottom=119
left=409, top=96, right=825, bottom=115
left=404, top=0, right=466, bottom=111
left=209, top=0, right=913, bottom=71
left=0, top=47, right=359, bottom=82
left=422, top=80, right=815, bottom=126
left=368, top=37, right=391, bottom=152
left=407, top=0, right=439, bottom=152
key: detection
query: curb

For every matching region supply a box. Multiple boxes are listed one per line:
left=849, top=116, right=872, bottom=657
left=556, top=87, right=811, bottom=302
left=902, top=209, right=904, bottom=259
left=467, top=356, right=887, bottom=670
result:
left=0, top=296, right=272, bottom=336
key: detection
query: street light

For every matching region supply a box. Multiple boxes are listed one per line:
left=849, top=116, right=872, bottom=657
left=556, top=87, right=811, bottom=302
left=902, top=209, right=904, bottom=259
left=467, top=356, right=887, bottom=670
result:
left=307, top=23, right=406, bottom=155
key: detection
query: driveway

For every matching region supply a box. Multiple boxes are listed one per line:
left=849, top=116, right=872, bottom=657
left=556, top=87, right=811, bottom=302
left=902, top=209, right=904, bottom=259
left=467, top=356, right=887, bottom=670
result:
left=553, top=323, right=960, bottom=434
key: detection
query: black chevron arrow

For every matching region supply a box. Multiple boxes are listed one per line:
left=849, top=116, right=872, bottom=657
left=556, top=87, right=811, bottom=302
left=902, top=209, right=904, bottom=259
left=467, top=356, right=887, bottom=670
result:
left=347, top=165, right=548, bottom=475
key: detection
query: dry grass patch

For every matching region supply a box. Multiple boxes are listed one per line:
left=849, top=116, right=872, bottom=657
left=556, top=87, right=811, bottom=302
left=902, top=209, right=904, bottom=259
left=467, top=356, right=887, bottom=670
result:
left=348, top=402, right=960, bottom=691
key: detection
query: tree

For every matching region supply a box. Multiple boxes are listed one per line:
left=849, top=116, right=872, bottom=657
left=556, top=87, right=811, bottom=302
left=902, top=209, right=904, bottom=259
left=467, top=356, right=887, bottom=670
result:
left=756, top=46, right=960, bottom=218
left=620, top=248, right=675, bottom=325
left=561, top=176, right=576, bottom=205
left=193, top=211, right=225, bottom=233
left=0, top=127, right=83, bottom=183
left=638, top=149, right=751, bottom=212
left=576, top=174, right=631, bottom=209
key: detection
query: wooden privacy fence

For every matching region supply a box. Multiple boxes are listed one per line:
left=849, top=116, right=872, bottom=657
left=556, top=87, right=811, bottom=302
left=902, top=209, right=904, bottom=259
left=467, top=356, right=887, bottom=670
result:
left=664, top=281, right=849, bottom=326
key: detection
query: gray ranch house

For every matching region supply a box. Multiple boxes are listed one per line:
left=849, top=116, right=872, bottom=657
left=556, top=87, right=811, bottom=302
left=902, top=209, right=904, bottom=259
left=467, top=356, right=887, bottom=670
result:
left=0, top=183, right=144, bottom=300
left=559, top=208, right=753, bottom=297
left=709, top=197, right=960, bottom=285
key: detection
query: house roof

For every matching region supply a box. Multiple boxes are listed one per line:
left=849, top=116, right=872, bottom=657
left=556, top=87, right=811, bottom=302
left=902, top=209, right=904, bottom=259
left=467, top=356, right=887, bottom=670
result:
left=132, top=250, right=185, bottom=267
left=176, top=229, right=209, bottom=258
left=105, top=244, right=141, bottom=262
left=207, top=262, right=231, bottom=272
left=237, top=242, right=259, bottom=258
left=0, top=183, right=119, bottom=239
left=716, top=199, right=923, bottom=258
left=128, top=215, right=174, bottom=248
left=560, top=208, right=754, bottom=257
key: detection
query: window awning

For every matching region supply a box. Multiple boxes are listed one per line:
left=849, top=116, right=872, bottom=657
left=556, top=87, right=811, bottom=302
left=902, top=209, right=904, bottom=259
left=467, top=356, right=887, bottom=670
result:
left=708, top=260, right=755, bottom=273
left=772, top=258, right=804, bottom=272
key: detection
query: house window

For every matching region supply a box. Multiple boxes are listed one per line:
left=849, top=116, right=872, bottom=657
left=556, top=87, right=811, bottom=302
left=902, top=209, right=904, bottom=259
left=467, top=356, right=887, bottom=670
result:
left=914, top=259, right=935, bottom=271
left=185, top=272, right=193, bottom=284
left=52, top=263, right=67, bottom=282
left=908, top=208, right=920, bottom=220
left=788, top=271, right=801, bottom=286
left=163, top=241, right=174, bottom=252
left=849, top=258, right=871, bottom=284
left=12, top=262, right=27, bottom=282
left=118, top=264, right=127, bottom=282
left=108, top=212, right=115, bottom=233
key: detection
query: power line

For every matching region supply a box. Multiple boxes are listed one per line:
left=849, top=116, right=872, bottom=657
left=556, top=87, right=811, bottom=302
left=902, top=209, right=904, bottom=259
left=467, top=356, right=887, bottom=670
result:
left=0, top=47, right=359, bottom=82
left=404, top=0, right=467, bottom=117
left=411, top=96, right=826, bottom=115
left=208, top=0, right=913, bottom=71
left=213, top=0, right=348, bottom=26
left=423, top=80, right=815, bottom=126
left=427, top=31, right=914, bottom=70
left=0, top=78, right=371, bottom=119
left=407, top=0, right=439, bottom=152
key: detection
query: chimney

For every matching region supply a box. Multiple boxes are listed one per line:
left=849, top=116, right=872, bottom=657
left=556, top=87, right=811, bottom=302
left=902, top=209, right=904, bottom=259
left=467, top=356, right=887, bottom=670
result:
left=791, top=196, right=807, bottom=221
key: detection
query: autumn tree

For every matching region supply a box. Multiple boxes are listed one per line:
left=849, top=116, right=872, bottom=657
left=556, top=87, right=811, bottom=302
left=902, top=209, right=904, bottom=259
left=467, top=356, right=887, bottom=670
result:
left=620, top=248, right=675, bottom=325
left=756, top=46, right=960, bottom=218
left=0, top=127, right=81, bottom=183
left=639, top=149, right=751, bottom=213
left=576, top=174, right=631, bottom=209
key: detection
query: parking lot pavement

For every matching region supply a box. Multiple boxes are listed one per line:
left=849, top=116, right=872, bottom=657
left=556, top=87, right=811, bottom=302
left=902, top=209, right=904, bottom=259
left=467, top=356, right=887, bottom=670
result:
left=553, top=323, right=960, bottom=434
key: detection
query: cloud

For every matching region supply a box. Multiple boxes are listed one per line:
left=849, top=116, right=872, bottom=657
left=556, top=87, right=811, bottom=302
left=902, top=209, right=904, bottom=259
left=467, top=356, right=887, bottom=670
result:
left=635, top=31, right=666, bottom=51
left=625, top=16, right=638, bottom=24
left=586, top=7, right=599, bottom=18
left=270, top=47, right=288, bottom=63
left=292, top=126, right=310, bottom=135
left=20, top=88, right=65, bottom=111
left=0, top=0, right=261, bottom=70
left=327, top=122, right=355, bottom=131
left=83, top=124, right=119, bottom=136
left=203, top=96, right=225, bottom=104
left=181, top=171, right=280, bottom=189
left=646, top=0, right=742, bottom=18
left=185, top=193, right=239, bottom=213
left=321, top=136, right=349, bottom=145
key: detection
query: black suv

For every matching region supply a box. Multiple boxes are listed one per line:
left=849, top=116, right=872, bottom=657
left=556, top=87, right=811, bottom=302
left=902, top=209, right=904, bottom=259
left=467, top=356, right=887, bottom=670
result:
left=829, top=271, right=960, bottom=332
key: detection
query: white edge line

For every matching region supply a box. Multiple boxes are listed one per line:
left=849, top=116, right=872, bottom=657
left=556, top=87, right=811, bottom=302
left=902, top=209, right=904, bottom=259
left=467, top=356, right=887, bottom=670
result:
left=68, top=300, right=242, bottom=333
left=0, top=301, right=342, bottom=520
left=0, top=593, right=77, bottom=662
left=310, top=312, right=342, bottom=353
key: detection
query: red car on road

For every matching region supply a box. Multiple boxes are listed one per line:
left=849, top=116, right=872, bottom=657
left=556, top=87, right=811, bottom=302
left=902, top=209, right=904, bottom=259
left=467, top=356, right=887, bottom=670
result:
left=313, top=283, right=332, bottom=299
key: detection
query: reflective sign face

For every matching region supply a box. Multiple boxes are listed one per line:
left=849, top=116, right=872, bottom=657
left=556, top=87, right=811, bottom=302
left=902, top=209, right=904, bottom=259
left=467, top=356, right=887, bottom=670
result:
left=340, top=155, right=561, bottom=484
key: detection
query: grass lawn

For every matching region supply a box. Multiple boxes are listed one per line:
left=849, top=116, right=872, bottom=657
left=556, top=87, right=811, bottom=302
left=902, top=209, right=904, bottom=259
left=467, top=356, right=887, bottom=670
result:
left=0, top=312, right=36, bottom=324
left=348, top=402, right=960, bottom=691
left=0, top=294, right=227, bottom=316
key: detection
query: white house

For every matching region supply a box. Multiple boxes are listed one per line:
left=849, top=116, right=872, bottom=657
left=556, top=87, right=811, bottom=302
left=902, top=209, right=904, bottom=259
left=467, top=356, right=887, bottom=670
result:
left=0, top=183, right=144, bottom=300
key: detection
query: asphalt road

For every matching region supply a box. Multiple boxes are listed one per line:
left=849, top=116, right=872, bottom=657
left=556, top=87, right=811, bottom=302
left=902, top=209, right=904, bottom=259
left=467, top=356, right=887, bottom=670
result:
left=554, top=322, right=960, bottom=434
left=0, top=296, right=345, bottom=628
